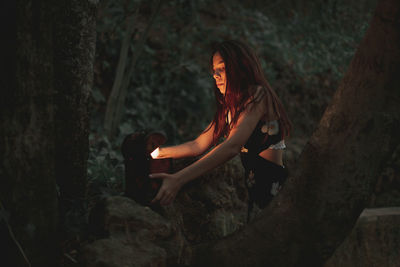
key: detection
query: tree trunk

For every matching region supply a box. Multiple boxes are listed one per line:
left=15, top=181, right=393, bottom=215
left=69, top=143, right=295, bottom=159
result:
left=0, top=1, right=57, bottom=266
left=53, top=0, right=96, bottom=238
left=0, top=0, right=96, bottom=266
left=192, top=0, right=400, bottom=266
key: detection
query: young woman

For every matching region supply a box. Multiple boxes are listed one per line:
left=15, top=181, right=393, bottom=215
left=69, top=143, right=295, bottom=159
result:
left=150, top=40, right=292, bottom=220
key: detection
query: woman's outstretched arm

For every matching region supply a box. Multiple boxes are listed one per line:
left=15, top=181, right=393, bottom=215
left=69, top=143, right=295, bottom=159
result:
left=150, top=98, right=266, bottom=205
left=154, top=122, right=215, bottom=159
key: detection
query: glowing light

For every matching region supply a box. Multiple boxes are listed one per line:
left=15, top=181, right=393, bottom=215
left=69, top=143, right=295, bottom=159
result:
left=151, top=147, right=159, bottom=159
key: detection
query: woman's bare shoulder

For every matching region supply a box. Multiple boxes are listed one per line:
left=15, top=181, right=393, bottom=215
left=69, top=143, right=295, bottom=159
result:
left=252, top=85, right=267, bottom=102
left=243, top=85, right=268, bottom=116
left=248, top=85, right=279, bottom=121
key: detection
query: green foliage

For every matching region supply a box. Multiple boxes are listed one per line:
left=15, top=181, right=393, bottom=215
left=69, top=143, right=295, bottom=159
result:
left=87, top=133, right=125, bottom=199
left=88, top=0, right=374, bottom=197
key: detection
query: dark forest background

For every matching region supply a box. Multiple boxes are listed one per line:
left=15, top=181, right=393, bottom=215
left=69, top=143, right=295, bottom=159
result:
left=89, top=0, right=374, bottom=195
left=88, top=0, right=399, bottom=212
left=3, top=0, right=400, bottom=266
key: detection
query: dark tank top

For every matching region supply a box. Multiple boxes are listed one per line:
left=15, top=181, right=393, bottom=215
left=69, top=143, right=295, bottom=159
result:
left=242, top=120, right=283, bottom=155
left=226, top=110, right=283, bottom=154
left=240, top=119, right=283, bottom=171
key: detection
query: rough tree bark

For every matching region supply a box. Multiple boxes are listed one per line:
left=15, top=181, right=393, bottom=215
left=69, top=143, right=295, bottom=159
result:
left=192, top=0, right=400, bottom=266
left=0, top=1, right=96, bottom=266
left=53, top=0, right=97, bottom=237
left=0, top=1, right=57, bottom=266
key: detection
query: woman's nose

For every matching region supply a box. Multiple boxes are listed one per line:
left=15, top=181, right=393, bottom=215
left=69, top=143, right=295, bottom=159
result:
left=213, top=70, right=220, bottom=79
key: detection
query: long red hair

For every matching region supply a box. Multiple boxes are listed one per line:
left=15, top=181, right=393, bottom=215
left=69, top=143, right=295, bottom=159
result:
left=207, top=40, right=292, bottom=144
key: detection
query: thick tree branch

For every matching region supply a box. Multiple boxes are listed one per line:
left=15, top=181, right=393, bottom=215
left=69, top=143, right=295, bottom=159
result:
left=192, top=0, right=400, bottom=266
left=104, top=0, right=163, bottom=138
left=104, top=14, right=137, bottom=137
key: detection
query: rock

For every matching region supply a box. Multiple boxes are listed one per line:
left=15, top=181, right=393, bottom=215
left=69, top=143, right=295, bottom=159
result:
left=160, top=155, right=248, bottom=244
left=81, top=237, right=167, bottom=267
left=83, top=196, right=191, bottom=267
left=325, top=207, right=400, bottom=267
left=102, top=196, right=171, bottom=239
left=369, top=144, right=400, bottom=207
left=82, top=155, right=248, bottom=266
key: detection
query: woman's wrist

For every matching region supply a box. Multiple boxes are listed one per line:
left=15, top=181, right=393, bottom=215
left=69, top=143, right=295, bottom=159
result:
left=175, top=170, right=187, bottom=187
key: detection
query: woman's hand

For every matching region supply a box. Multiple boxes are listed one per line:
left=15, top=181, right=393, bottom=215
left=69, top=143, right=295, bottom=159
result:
left=150, top=172, right=183, bottom=206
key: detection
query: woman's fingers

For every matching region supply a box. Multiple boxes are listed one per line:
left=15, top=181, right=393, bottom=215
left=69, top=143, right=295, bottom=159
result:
left=152, top=191, right=172, bottom=205
left=160, top=193, right=175, bottom=206
left=151, top=188, right=165, bottom=204
left=152, top=187, right=175, bottom=206
left=160, top=197, right=168, bottom=206
left=150, top=173, right=179, bottom=206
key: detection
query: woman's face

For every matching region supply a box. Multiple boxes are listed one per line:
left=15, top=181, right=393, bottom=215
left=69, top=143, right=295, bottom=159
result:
left=212, top=52, right=227, bottom=95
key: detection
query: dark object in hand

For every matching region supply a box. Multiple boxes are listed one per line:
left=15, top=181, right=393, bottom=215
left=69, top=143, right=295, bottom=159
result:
left=121, top=131, right=172, bottom=206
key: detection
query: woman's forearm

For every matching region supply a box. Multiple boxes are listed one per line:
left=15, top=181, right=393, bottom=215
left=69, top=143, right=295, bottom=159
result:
left=155, top=122, right=214, bottom=159
left=156, top=141, right=201, bottom=159
left=175, top=141, right=239, bottom=186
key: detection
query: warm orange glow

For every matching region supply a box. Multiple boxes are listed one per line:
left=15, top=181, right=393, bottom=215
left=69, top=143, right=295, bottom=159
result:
left=151, top=147, right=159, bottom=159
